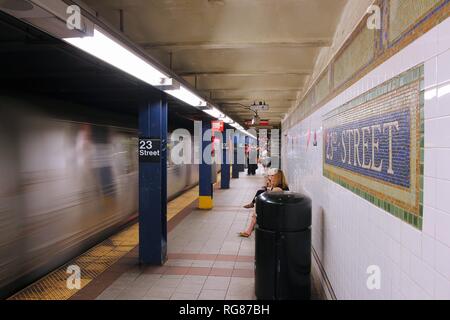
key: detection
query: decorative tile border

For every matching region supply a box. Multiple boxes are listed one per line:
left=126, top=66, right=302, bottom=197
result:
left=282, top=0, right=449, bottom=130
left=323, top=64, right=424, bottom=229
left=387, top=0, right=446, bottom=46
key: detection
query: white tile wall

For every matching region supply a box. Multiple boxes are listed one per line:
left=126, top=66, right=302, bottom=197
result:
left=282, top=17, right=450, bottom=299
left=436, top=149, right=450, bottom=180
left=435, top=272, right=450, bottom=299
left=422, top=205, right=437, bottom=237
left=421, top=233, right=436, bottom=267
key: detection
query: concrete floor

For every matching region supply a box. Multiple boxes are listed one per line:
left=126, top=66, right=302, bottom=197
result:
left=96, top=173, right=262, bottom=300
left=92, top=171, right=322, bottom=300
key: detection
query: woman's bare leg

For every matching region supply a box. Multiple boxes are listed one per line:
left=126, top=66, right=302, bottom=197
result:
left=240, top=212, right=256, bottom=236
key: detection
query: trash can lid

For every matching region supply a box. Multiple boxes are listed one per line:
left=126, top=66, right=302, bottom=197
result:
left=256, top=191, right=311, bottom=231
left=259, top=191, right=307, bottom=205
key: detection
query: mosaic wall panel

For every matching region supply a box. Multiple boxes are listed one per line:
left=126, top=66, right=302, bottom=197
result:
left=388, top=0, right=442, bottom=43
left=282, top=1, right=446, bottom=131
left=333, top=26, right=375, bottom=88
left=315, top=71, right=330, bottom=105
left=323, top=65, right=424, bottom=229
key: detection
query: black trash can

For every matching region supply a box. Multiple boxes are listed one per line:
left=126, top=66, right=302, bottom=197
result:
left=254, top=191, right=312, bottom=300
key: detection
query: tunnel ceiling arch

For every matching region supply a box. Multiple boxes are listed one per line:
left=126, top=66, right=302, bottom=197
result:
left=82, top=0, right=349, bottom=127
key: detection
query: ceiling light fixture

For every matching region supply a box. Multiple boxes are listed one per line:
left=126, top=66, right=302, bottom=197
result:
left=63, top=27, right=171, bottom=87
left=164, top=85, right=207, bottom=107
left=220, top=116, right=233, bottom=124
left=63, top=27, right=254, bottom=137
left=203, top=107, right=255, bottom=139
left=203, top=106, right=225, bottom=118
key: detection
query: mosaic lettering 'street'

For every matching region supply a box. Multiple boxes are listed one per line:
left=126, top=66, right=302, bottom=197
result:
left=323, top=65, right=424, bottom=229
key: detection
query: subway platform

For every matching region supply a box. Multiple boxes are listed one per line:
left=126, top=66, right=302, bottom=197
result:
left=8, top=170, right=321, bottom=300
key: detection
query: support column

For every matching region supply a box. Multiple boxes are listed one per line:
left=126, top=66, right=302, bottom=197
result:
left=232, top=134, right=239, bottom=179
left=239, top=134, right=246, bottom=172
left=138, top=93, right=167, bottom=265
left=249, top=135, right=258, bottom=174
left=199, top=121, right=213, bottom=209
left=221, top=129, right=230, bottom=189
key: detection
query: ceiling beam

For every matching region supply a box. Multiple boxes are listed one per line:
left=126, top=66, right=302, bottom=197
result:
left=215, top=98, right=297, bottom=103
left=139, top=39, right=332, bottom=52
left=203, top=88, right=302, bottom=93
left=225, top=112, right=290, bottom=115
left=231, top=111, right=287, bottom=114
left=206, top=89, right=301, bottom=100
left=222, top=105, right=291, bottom=110
left=225, top=110, right=290, bottom=114
left=221, top=102, right=292, bottom=106
left=200, top=87, right=302, bottom=92
left=178, top=70, right=312, bottom=77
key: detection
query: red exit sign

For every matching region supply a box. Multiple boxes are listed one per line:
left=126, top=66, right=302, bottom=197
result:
left=212, top=120, right=224, bottom=132
left=245, top=119, right=270, bottom=126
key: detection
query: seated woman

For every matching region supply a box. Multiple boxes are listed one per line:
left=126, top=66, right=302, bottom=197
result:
left=242, top=177, right=270, bottom=209
left=239, top=168, right=289, bottom=237
left=242, top=166, right=286, bottom=209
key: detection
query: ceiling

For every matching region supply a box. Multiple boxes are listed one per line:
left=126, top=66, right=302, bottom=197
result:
left=80, top=0, right=348, bottom=127
left=0, top=10, right=206, bottom=130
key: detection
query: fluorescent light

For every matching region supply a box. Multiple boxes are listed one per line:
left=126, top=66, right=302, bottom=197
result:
left=205, top=113, right=251, bottom=137
left=203, top=107, right=224, bottom=118
left=229, top=122, right=248, bottom=134
left=231, top=126, right=256, bottom=139
left=202, top=107, right=253, bottom=141
left=63, top=28, right=171, bottom=86
left=220, top=116, right=233, bottom=124
left=165, top=85, right=207, bottom=107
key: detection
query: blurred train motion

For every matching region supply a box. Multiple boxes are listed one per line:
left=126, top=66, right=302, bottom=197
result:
left=0, top=94, right=204, bottom=298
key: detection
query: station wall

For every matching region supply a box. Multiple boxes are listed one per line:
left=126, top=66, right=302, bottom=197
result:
left=282, top=13, right=450, bottom=299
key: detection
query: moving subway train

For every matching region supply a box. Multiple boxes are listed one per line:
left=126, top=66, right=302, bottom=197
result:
left=0, top=94, right=205, bottom=298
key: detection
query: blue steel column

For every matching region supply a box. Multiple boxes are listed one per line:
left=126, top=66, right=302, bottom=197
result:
left=239, top=134, right=246, bottom=172
left=232, top=134, right=239, bottom=179
left=199, top=121, right=213, bottom=209
left=139, top=93, right=167, bottom=265
left=221, top=129, right=230, bottom=189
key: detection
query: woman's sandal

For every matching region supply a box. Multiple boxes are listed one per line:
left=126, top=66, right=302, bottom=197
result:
left=238, top=232, right=251, bottom=238
left=243, top=203, right=254, bottom=209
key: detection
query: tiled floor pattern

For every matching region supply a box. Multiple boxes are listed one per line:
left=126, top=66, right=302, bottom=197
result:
left=95, top=173, right=264, bottom=300
left=96, top=255, right=256, bottom=300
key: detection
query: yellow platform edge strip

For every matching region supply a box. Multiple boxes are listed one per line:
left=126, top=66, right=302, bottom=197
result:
left=8, top=173, right=222, bottom=301
left=8, top=186, right=200, bottom=301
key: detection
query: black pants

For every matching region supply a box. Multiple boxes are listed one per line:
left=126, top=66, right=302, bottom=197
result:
left=247, top=163, right=257, bottom=175
left=252, top=188, right=267, bottom=204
